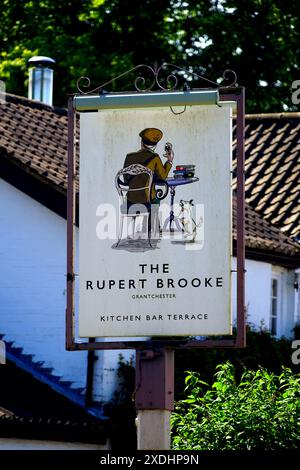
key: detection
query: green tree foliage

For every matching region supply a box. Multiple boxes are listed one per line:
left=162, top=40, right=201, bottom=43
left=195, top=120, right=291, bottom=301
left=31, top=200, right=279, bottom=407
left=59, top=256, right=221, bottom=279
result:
left=0, top=0, right=92, bottom=105
left=0, top=0, right=174, bottom=106
left=168, top=0, right=300, bottom=112
left=171, top=363, right=300, bottom=450
left=0, top=0, right=300, bottom=111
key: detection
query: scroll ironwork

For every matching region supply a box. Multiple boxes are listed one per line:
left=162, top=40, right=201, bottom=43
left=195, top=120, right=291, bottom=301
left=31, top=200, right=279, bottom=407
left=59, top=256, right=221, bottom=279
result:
left=76, top=63, right=237, bottom=95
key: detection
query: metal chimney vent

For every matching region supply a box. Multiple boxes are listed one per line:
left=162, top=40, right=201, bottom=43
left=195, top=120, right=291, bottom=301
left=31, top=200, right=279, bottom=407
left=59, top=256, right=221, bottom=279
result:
left=28, top=56, right=55, bottom=106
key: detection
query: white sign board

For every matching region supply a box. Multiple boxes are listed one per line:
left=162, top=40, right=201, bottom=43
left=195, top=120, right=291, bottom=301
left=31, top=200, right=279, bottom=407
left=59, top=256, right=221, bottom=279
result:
left=78, top=104, right=233, bottom=337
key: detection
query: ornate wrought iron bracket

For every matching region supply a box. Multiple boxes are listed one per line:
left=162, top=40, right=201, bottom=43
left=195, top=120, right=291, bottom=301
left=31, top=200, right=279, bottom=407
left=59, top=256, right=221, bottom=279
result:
left=76, top=63, right=237, bottom=95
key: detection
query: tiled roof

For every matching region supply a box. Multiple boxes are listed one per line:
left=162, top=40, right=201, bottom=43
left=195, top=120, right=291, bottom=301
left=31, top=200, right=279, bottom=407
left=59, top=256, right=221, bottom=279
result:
left=0, top=94, right=299, bottom=262
left=0, top=414, right=107, bottom=444
left=0, top=354, right=108, bottom=443
left=0, top=332, right=99, bottom=415
left=233, top=198, right=300, bottom=259
left=0, top=93, right=70, bottom=193
left=0, top=354, right=135, bottom=450
left=233, top=113, right=300, bottom=240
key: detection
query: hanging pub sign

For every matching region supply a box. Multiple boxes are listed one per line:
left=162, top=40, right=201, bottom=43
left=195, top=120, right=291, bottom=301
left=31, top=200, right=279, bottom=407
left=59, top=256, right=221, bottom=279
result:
left=74, top=89, right=235, bottom=339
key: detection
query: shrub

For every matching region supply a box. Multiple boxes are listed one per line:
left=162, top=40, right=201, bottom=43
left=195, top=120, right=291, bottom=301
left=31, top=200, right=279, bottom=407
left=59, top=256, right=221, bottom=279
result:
left=171, top=362, right=300, bottom=450
left=175, top=328, right=300, bottom=399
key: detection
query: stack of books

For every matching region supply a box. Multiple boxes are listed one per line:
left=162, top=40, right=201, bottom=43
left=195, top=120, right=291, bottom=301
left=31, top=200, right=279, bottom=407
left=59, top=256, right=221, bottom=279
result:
left=173, top=164, right=195, bottom=179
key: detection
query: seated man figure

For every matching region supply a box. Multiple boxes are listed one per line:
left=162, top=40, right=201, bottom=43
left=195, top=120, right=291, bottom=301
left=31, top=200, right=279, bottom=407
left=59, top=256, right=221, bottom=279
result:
left=123, top=128, right=174, bottom=237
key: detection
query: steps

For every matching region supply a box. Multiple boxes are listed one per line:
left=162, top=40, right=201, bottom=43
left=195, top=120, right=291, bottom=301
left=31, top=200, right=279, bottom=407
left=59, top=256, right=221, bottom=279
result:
left=0, top=333, right=103, bottom=418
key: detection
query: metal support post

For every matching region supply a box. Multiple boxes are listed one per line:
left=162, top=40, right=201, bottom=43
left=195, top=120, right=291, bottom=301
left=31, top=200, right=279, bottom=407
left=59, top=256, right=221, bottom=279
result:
left=135, top=349, right=174, bottom=450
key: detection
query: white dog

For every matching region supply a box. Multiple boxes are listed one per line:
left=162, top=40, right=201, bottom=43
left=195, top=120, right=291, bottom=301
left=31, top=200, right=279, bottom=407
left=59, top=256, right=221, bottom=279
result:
left=177, top=199, right=203, bottom=242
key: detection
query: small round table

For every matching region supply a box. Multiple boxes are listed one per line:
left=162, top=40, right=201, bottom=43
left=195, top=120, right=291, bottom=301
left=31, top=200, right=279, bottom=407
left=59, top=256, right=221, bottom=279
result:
left=166, top=177, right=199, bottom=232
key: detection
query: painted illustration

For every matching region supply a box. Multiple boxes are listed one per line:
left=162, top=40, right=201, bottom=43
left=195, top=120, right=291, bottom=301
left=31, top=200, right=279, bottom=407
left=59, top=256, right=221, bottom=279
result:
left=114, top=127, right=202, bottom=251
left=79, top=105, right=232, bottom=338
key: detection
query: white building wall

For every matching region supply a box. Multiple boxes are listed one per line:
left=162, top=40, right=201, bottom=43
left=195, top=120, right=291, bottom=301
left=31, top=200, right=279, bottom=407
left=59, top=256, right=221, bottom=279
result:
left=295, top=269, right=300, bottom=325
left=92, top=349, right=135, bottom=404
left=0, top=179, right=86, bottom=389
left=232, top=257, right=295, bottom=338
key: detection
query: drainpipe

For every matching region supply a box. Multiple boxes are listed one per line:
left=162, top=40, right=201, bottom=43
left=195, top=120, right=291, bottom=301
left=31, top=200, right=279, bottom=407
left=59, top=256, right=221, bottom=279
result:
left=294, top=269, right=300, bottom=327
left=85, top=338, right=97, bottom=407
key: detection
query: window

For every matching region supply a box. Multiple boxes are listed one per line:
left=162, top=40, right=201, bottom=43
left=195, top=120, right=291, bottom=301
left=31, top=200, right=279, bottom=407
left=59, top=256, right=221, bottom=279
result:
left=270, top=278, right=279, bottom=336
